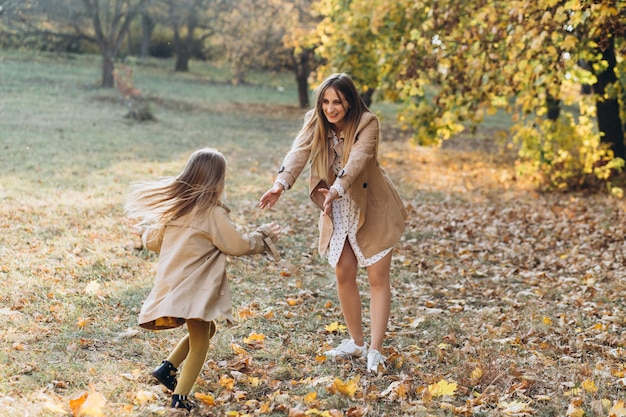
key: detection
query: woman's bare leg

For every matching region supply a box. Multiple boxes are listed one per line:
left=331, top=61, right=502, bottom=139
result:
left=366, top=251, right=392, bottom=352
left=335, top=241, right=364, bottom=346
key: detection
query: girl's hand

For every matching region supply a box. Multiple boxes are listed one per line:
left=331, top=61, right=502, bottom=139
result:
left=267, top=222, right=281, bottom=241
left=259, top=183, right=284, bottom=210
left=318, top=187, right=339, bottom=216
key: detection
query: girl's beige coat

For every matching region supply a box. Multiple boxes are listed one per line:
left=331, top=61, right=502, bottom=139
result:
left=276, top=111, right=408, bottom=258
left=138, top=206, right=269, bottom=330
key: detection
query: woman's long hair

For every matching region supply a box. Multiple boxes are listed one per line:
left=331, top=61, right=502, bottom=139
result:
left=294, top=73, right=371, bottom=186
left=125, top=148, right=227, bottom=227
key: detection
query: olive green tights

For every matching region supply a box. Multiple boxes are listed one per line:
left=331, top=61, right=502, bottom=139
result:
left=166, top=319, right=216, bottom=396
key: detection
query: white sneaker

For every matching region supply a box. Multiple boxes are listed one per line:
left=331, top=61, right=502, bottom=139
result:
left=324, top=339, right=367, bottom=359
left=367, top=349, right=386, bottom=373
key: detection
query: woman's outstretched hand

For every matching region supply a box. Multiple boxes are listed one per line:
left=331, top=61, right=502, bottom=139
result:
left=259, top=183, right=284, bottom=210
left=318, top=187, right=339, bottom=216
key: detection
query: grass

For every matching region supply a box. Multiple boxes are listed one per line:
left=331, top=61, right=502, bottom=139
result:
left=1, top=50, right=626, bottom=417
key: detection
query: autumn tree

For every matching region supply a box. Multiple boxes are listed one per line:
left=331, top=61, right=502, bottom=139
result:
left=150, top=0, right=227, bottom=72
left=0, top=0, right=150, bottom=87
left=280, top=0, right=320, bottom=108
left=312, top=0, right=380, bottom=106
left=214, top=0, right=292, bottom=85
left=82, top=0, right=151, bottom=87
left=314, top=0, right=626, bottom=190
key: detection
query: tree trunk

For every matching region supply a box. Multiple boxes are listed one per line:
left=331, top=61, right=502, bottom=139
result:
left=546, top=94, right=560, bottom=121
left=140, top=12, right=154, bottom=58
left=593, top=37, right=625, bottom=160
left=294, top=49, right=312, bottom=108
left=102, top=48, right=115, bottom=87
left=361, top=88, right=375, bottom=107
left=175, top=47, right=190, bottom=72
left=127, top=26, right=132, bottom=56
left=175, top=16, right=196, bottom=72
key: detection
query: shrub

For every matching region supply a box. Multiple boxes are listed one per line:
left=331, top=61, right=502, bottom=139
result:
left=513, top=100, right=624, bottom=192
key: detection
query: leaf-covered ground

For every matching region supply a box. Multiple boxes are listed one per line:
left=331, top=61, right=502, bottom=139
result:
left=0, top=52, right=625, bottom=417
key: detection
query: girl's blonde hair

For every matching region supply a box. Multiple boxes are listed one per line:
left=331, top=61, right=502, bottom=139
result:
left=295, top=73, right=372, bottom=185
left=125, top=148, right=227, bottom=227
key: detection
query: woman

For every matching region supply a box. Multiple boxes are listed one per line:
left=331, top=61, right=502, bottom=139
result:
left=259, top=73, right=407, bottom=373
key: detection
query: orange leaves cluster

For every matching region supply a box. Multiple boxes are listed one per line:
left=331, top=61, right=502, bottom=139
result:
left=69, top=386, right=106, bottom=417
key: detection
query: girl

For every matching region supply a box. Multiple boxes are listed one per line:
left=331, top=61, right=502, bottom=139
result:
left=259, top=73, right=407, bottom=373
left=126, top=148, right=280, bottom=411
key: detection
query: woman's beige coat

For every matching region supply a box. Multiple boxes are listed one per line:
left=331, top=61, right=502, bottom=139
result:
left=138, top=205, right=272, bottom=330
left=276, top=111, right=407, bottom=258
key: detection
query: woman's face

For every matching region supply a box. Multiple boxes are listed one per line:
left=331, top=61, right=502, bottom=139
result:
left=322, top=87, right=349, bottom=131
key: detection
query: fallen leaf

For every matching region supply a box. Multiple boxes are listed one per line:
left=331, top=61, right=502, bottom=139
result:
left=470, top=366, right=483, bottom=380
left=566, top=403, right=585, bottom=417
left=194, top=392, right=215, bottom=406
left=325, top=322, right=347, bottom=333
left=581, top=379, right=598, bottom=393
left=303, top=391, right=317, bottom=405
left=84, top=281, right=100, bottom=296
left=610, top=400, right=626, bottom=417
left=346, top=406, right=368, bottom=417
left=133, top=390, right=157, bottom=405
left=220, top=375, right=236, bottom=391
left=498, top=400, right=534, bottom=416
left=427, top=379, right=457, bottom=397
left=243, top=332, right=265, bottom=348
left=69, top=386, right=106, bottom=417
left=328, top=376, right=360, bottom=398
left=230, top=343, right=248, bottom=355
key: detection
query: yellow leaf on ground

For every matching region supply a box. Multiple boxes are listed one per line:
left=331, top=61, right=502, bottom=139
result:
left=470, top=367, right=483, bottom=380
left=303, top=391, right=317, bottom=405
left=325, top=322, right=347, bottom=333
left=328, top=376, right=360, bottom=398
left=582, top=379, right=598, bottom=393
left=243, top=332, right=265, bottom=343
left=194, top=392, right=215, bottom=406
left=238, top=308, right=256, bottom=320
left=230, top=343, right=248, bottom=355
left=566, top=403, right=585, bottom=417
left=427, top=379, right=457, bottom=397
left=219, top=375, right=236, bottom=391
left=610, top=400, right=626, bottom=417
left=498, top=400, right=534, bottom=416
left=259, top=402, right=272, bottom=413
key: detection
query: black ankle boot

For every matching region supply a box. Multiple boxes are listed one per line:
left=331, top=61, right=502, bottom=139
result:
left=171, top=394, right=196, bottom=411
left=151, top=360, right=178, bottom=391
